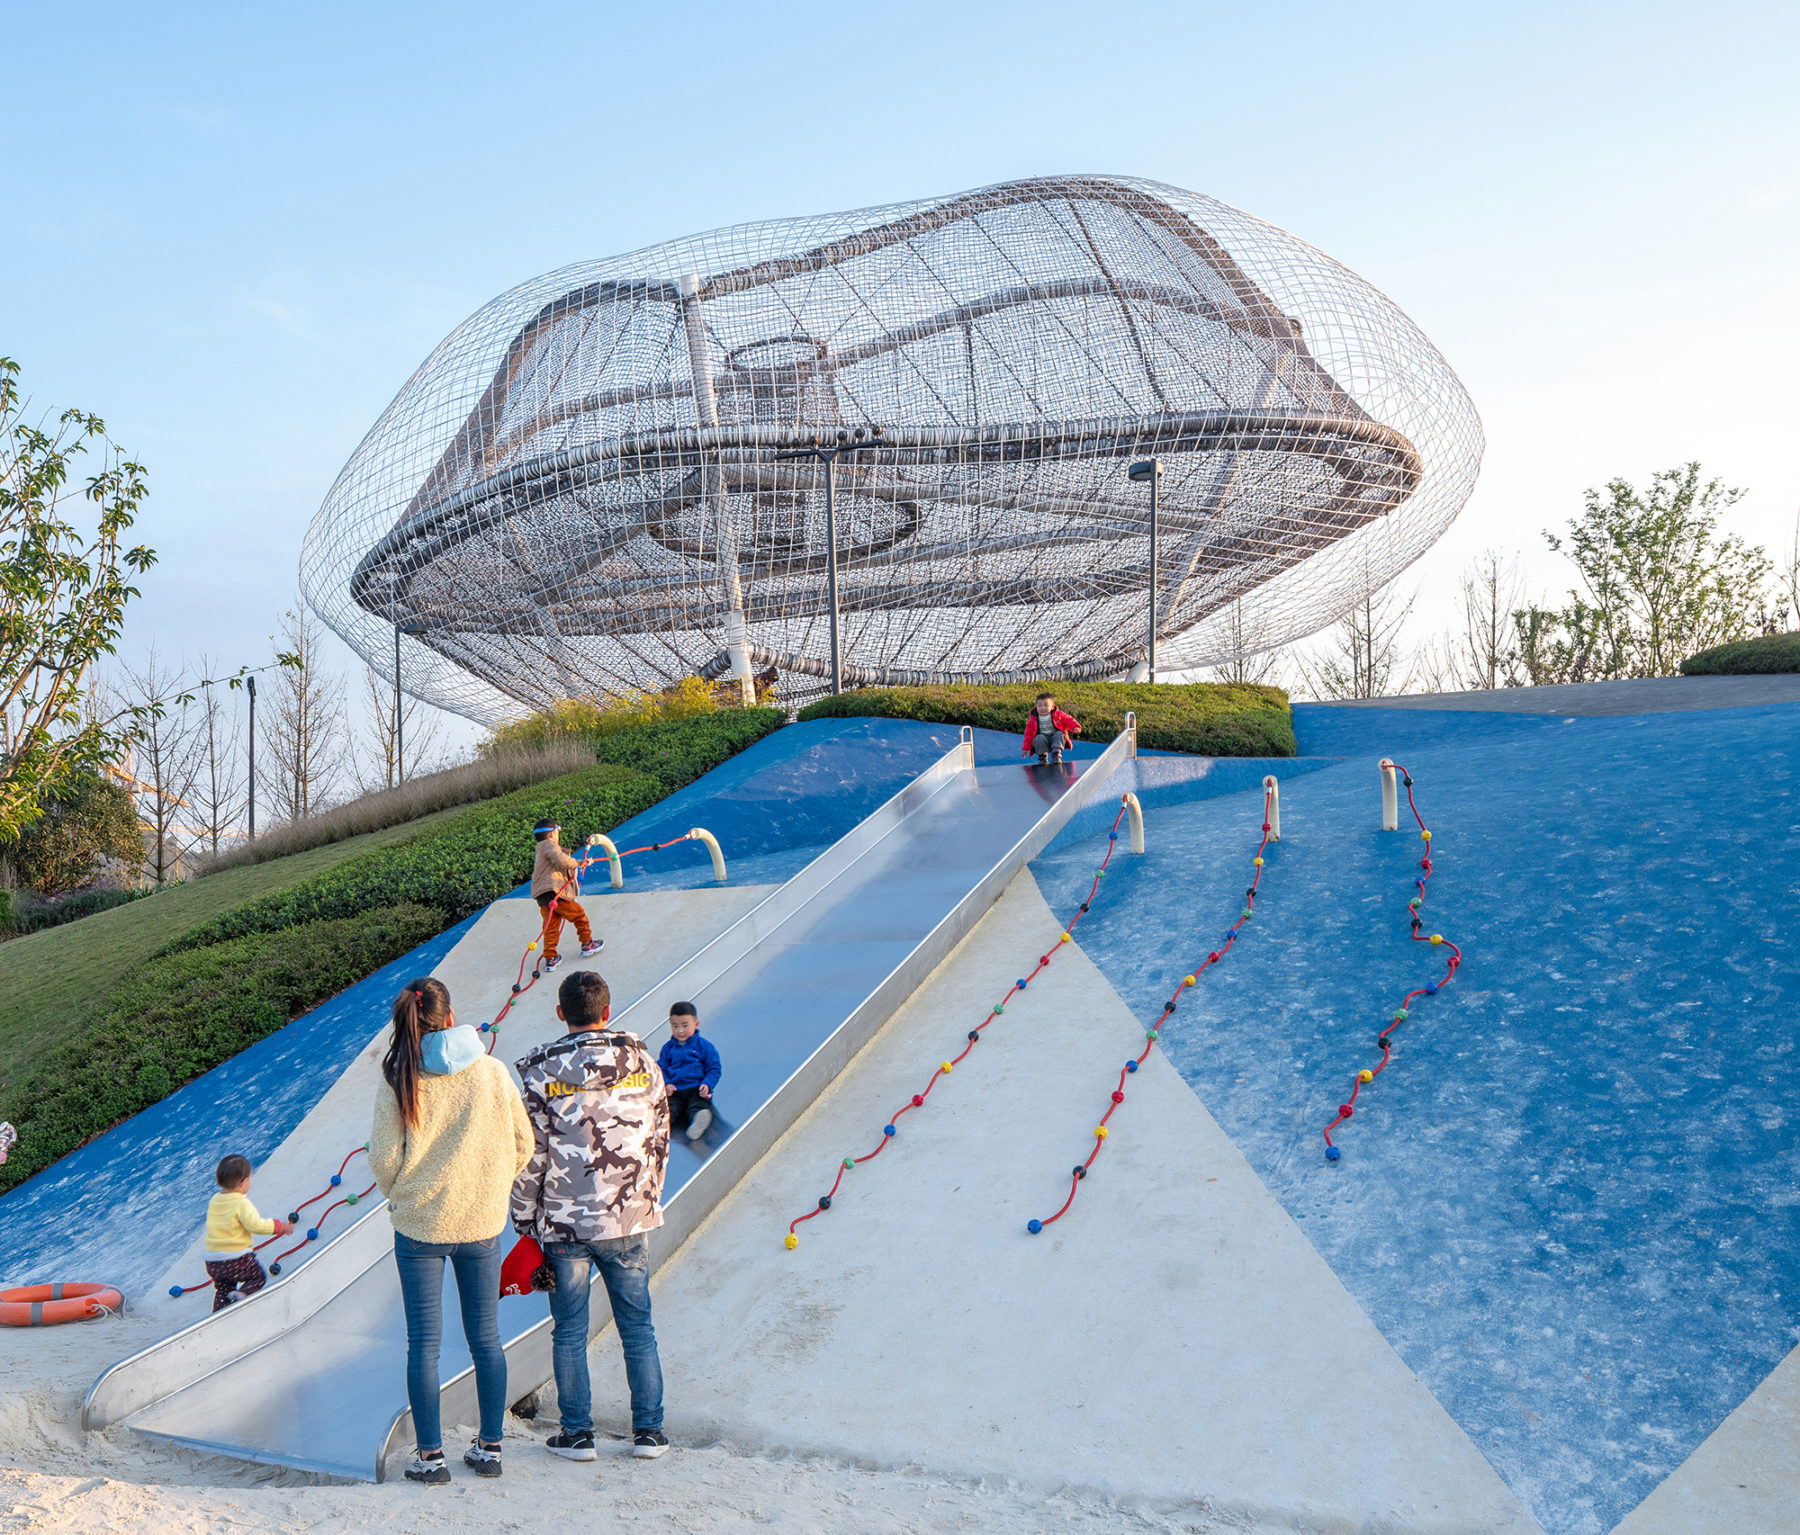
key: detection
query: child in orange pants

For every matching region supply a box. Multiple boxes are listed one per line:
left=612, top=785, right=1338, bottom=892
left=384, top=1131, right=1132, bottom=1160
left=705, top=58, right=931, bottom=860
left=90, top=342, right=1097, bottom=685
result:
left=531, top=821, right=604, bottom=970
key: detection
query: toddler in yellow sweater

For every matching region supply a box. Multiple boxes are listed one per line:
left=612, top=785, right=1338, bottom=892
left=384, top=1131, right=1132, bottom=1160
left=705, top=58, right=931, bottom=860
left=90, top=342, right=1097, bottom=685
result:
left=204, top=1154, right=294, bottom=1313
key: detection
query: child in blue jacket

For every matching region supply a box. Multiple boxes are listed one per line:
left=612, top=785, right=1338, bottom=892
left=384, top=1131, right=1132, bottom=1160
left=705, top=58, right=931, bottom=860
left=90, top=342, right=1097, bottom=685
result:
left=658, top=1002, right=722, bottom=1141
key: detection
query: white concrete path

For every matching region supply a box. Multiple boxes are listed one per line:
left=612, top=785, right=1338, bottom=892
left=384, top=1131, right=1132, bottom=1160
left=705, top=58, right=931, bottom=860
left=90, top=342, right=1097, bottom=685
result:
left=581, top=871, right=1543, bottom=1533
left=1613, top=1338, right=1800, bottom=1534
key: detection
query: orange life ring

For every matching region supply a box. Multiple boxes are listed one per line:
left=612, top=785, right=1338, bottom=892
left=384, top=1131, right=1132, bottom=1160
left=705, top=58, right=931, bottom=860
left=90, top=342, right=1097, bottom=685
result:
left=0, top=1282, right=124, bottom=1326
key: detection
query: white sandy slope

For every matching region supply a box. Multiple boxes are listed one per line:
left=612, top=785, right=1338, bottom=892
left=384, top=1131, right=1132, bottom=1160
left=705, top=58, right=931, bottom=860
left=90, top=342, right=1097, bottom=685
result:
left=0, top=872, right=1541, bottom=1533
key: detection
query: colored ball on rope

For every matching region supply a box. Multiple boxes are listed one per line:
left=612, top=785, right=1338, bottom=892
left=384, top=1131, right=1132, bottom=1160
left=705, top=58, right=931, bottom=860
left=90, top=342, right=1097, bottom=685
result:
left=994, top=1004, right=1004, bottom=1014
left=1112, top=1090, right=1124, bottom=1103
left=330, top=1174, right=342, bottom=1187
left=1377, top=1036, right=1390, bottom=1050
left=1425, top=982, right=1439, bottom=994
left=1409, top=897, right=1422, bottom=910
left=346, top=1194, right=358, bottom=1205
left=1208, top=952, right=1219, bottom=963
left=784, top=1233, right=799, bottom=1250
left=884, top=1124, right=896, bottom=1136
left=1184, top=974, right=1196, bottom=987
left=1027, top=1219, right=1043, bottom=1234
left=1040, top=955, right=1050, bottom=966
left=1060, top=932, right=1071, bottom=943
left=306, top=1228, right=319, bottom=1241
left=1325, top=1145, right=1341, bottom=1162
left=1109, top=832, right=1118, bottom=842
left=1394, top=1008, right=1408, bottom=1021
left=288, top=1211, right=300, bottom=1223
left=1254, top=856, right=1263, bottom=867
left=940, top=1061, right=952, bottom=1074
left=1430, top=934, right=1444, bottom=945
left=1421, top=858, right=1431, bottom=871
left=1095, top=1126, right=1108, bottom=1140
left=843, top=1158, right=855, bottom=1169
left=511, top=984, right=521, bottom=994
left=1338, top=1104, right=1353, bottom=1118
left=1359, top=1069, right=1373, bottom=1083
left=1421, top=829, right=1431, bottom=841
left=527, top=941, right=538, bottom=952
left=1016, top=978, right=1028, bottom=990
left=269, top=1262, right=282, bottom=1276
left=968, top=1029, right=980, bottom=1042
left=478, top=1022, right=490, bottom=1032
left=1073, top=1166, right=1087, bottom=1179
left=818, top=1195, right=831, bottom=1210
left=169, top=1284, right=183, bottom=1297
left=912, top=1094, right=924, bottom=1107
left=1145, top=1029, right=1158, bottom=1041
left=1126, top=1060, right=1139, bottom=1073
left=1241, top=907, right=1252, bottom=919
left=1262, top=822, right=1271, bottom=832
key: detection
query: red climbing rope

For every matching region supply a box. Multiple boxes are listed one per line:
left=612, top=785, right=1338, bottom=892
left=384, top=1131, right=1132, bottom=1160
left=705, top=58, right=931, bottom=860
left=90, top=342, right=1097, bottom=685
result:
left=168, top=1144, right=373, bottom=1296
left=1027, top=781, right=1276, bottom=1234
left=784, top=797, right=1136, bottom=1249
left=1321, top=762, right=1460, bottom=1160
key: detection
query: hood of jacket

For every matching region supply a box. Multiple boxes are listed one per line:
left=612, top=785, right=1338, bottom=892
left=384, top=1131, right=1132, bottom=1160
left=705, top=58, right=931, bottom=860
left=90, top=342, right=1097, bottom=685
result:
left=422, top=1023, right=486, bottom=1076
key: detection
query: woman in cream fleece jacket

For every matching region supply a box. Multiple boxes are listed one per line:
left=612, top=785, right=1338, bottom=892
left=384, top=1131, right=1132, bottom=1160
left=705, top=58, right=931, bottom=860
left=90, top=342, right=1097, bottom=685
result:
left=371, top=976, right=533, bottom=1484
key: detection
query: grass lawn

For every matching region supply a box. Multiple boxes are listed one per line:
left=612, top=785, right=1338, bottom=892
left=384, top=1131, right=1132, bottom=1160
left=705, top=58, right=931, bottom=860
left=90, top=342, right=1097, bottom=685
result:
left=0, top=806, right=467, bottom=1099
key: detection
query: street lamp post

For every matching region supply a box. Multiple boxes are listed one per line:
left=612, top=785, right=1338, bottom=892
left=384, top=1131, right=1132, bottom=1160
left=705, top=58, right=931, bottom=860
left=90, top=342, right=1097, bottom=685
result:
left=1129, top=458, right=1163, bottom=681
left=246, top=674, right=257, bottom=840
left=773, top=426, right=883, bottom=695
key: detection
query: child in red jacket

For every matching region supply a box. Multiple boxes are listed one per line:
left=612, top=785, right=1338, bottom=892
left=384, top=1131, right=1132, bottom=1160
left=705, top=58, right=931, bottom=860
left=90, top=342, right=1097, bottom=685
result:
left=1022, top=693, right=1081, bottom=764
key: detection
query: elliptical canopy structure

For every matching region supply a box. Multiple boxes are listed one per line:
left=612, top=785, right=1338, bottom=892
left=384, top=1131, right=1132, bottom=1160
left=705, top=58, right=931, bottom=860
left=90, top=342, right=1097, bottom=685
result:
left=302, top=174, right=1482, bottom=722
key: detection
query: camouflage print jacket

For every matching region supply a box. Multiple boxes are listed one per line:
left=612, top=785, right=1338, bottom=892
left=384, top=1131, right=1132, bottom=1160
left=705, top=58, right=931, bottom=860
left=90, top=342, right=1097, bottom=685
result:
left=511, top=1030, right=671, bottom=1244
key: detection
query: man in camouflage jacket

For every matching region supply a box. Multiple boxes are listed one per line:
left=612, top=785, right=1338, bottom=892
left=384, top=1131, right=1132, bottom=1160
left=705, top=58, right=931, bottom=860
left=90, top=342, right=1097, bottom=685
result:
left=512, top=970, right=673, bottom=1460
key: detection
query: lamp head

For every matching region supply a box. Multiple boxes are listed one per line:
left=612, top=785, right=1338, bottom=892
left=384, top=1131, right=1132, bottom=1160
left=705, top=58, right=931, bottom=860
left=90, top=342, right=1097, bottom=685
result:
left=1128, top=459, right=1161, bottom=483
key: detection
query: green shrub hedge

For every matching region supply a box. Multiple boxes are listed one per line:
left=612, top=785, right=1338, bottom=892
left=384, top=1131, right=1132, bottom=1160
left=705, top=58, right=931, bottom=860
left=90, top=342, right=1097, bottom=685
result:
left=158, top=764, right=667, bottom=957
left=1680, top=633, right=1800, bottom=675
left=593, top=706, right=785, bottom=789
left=797, top=681, right=1295, bottom=757
left=0, top=902, right=446, bottom=1194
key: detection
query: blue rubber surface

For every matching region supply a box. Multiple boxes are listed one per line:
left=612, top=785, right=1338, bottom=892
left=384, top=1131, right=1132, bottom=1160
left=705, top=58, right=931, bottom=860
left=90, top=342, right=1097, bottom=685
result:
left=1033, top=701, right=1800, bottom=1535
left=0, top=915, right=478, bottom=1300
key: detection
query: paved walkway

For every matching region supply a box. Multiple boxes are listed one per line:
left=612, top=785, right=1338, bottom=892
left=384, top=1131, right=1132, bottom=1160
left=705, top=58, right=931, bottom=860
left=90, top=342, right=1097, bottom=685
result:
left=1317, top=674, right=1800, bottom=715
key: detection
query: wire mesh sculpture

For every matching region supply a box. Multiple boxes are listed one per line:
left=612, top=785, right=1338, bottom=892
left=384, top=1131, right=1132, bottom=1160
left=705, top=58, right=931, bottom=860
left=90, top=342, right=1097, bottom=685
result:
left=302, top=174, right=1482, bottom=723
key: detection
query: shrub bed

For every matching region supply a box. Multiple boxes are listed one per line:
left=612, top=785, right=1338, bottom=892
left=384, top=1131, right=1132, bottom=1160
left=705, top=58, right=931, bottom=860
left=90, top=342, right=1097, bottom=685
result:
left=159, top=765, right=667, bottom=957
left=1680, top=633, right=1800, bottom=675
left=0, top=902, right=446, bottom=1194
left=0, top=886, right=150, bottom=938
left=797, top=681, right=1295, bottom=757
left=592, top=706, right=785, bottom=790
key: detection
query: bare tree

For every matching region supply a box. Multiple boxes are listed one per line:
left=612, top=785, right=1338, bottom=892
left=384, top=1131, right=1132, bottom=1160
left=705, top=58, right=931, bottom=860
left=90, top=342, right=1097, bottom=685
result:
left=1777, top=510, right=1799, bottom=632
left=1451, top=550, right=1525, bottom=689
left=1206, top=598, right=1288, bottom=687
left=261, top=604, right=346, bottom=823
left=1297, top=582, right=1416, bottom=700
left=121, top=651, right=206, bottom=882
left=189, top=653, right=244, bottom=858
left=350, top=664, right=446, bottom=793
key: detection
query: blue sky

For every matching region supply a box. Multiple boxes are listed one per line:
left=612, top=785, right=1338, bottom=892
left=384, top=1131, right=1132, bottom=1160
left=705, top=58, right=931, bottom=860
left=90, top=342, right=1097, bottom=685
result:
left=4, top=0, right=1797, bottom=750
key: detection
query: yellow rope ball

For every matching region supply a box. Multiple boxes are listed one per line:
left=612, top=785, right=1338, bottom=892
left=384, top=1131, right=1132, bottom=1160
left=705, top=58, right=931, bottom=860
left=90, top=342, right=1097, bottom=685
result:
left=527, top=941, right=538, bottom=952
left=1254, top=856, right=1264, bottom=866
left=1060, top=932, right=1071, bottom=943
left=1359, top=1069, right=1373, bottom=1083
left=1095, top=1126, right=1109, bottom=1140
left=1430, top=934, right=1444, bottom=945
left=940, top=1061, right=953, bottom=1074
left=1184, top=974, right=1197, bottom=987
left=784, top=1233, right=798, bottom=1250
left=1421, top=829, right=1432, bottom=841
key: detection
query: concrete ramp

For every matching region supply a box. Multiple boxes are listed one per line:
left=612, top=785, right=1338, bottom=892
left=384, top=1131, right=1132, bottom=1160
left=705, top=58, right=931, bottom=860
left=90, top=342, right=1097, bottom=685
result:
left=83, top=724, right=1137, bottom=1480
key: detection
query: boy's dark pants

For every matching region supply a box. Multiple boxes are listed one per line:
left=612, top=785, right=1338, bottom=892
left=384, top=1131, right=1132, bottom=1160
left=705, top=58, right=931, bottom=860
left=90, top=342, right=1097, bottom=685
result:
left=205, top=1252, right=268, bottom=1312
left=668, top=1086, right=712, bottom=1133
left=1033, top=730, right=1071, bottom=760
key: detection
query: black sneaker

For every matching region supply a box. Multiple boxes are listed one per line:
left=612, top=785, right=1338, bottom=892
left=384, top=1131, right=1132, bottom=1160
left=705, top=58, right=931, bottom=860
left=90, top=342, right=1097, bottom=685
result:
left=543, top=954, right=564, bottom=973
left=546, top=1429, right=597, bottom=1461
left=404, top=1449, right=451, bottom=1484
left=464, top=1437, right=502, bottom=1477
left=632, top=1429, right=669, bottom=1459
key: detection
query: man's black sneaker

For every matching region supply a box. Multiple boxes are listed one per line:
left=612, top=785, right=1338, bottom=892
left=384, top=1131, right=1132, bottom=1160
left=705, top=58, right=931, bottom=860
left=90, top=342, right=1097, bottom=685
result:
left=632, top=1430, right=669, bottom=1459
left=545, top=1429, right=597, bottom=1461
left=405, top=1450, right=451, bottom=1484
left=464, top=1437, right=503, bottom=1477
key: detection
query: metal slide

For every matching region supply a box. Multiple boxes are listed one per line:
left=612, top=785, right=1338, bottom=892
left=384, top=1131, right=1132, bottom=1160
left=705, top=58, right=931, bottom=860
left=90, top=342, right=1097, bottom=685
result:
left=84, top=723, right=1136, bottom=1480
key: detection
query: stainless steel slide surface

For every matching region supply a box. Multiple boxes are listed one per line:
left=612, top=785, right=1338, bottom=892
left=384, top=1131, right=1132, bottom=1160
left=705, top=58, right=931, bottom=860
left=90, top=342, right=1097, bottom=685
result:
left=87, top=727, right=1134, bottom=1480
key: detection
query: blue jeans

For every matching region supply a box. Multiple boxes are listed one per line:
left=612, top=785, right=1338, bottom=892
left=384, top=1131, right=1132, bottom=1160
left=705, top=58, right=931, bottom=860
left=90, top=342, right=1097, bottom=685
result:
left=545, top=1234, right=663, bottom=1434
left=393, top=1230, right=507, bottom=1452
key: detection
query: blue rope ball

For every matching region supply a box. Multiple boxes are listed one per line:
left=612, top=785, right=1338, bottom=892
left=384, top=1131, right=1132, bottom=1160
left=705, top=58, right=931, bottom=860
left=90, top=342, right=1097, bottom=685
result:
left=883, top=1124, right=896, bottom=1136
left=1126, top=1060, right=1139, bottom=1072
left=306, top=1228, right=319, bottom=1242
left=168, top=1284, right=183, bottom=1297
left=330, top=1174, right=341, bottom=1187
left=1325, top=1145, right=1342, bottom=1161
left=1027, top=1219, right=1043, bottom=1234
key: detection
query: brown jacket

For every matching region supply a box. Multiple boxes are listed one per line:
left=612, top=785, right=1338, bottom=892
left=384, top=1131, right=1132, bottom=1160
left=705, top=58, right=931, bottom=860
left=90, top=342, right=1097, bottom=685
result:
left=530, top=838, right=581, bottom=900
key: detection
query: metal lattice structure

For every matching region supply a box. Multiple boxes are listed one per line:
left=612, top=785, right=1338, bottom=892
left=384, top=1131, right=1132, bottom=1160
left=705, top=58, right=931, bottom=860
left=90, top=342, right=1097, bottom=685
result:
left=302, top=174, right=1482, bottom=723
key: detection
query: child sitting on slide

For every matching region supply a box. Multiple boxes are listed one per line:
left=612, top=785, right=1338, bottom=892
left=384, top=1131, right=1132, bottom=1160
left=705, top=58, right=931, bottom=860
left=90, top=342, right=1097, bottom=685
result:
left=658, top=1002, right=721, bottom=1141
left=1023, top=693, right=1082, bottom=765
left=203, top=1154, right=294, bottom=1312
left=531, top=820, right=604, bottom=972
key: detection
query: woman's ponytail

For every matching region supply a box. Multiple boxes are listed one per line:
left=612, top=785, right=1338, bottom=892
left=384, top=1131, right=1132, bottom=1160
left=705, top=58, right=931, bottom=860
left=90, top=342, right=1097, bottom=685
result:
left=383, top=977, right=452, bottom=1127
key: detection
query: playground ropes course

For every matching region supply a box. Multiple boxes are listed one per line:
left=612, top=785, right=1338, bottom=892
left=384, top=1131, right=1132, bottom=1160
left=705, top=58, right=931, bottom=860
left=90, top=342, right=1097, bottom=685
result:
left=1028, top=778, right=1277, bottom=1232
left=784, top=797, right=1139, bottom=1249
left=1321, top=762, right=1460, bottom=1160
